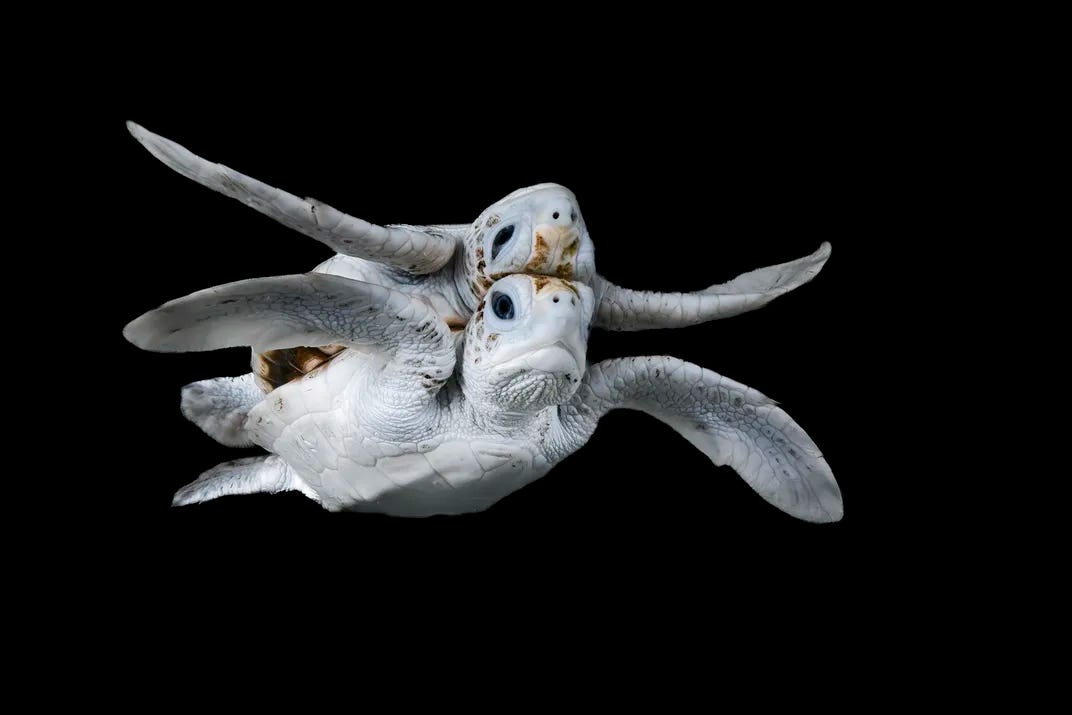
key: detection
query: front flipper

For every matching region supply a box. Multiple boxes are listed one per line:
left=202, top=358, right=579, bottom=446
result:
left=173, top=455, right=318, bottom=507
left=127, top=122, right=457, bottom=275
left=593, top=242, right=831, bottom=331
left=124, top=273, right=456, bottom=406
left=554, top=357, right=841, bottom=522
left=180, top=373, right=264, bottom=448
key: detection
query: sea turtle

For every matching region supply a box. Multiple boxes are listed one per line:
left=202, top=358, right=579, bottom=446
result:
left=124, top=273, right=842, bottom=522
left=127, top=122, right=832, bottom=338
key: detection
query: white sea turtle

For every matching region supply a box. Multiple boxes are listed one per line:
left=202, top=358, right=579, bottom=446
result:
left=127, top=122, right=831, bottom=338
left=124, top=273, right=842, bottom=522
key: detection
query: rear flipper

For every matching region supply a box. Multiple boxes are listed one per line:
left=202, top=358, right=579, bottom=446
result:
left=180, top=373, right=265, bottom=447
left=173, top=455, right=319, bottom=507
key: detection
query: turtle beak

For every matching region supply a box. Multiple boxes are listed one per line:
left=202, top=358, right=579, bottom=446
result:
left=527, top=283, right=587, bottom=371
left=521, top=340, right=583, bottom=374
left=491, top=281, right=587, bottom=377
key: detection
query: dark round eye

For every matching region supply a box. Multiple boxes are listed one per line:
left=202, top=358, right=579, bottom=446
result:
left=491, top=225, right=516, bottom=261
left=491, top=292, right=515, bottom=320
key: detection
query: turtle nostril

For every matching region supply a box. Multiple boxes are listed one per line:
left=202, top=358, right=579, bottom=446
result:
left=553, top=296, right=560, bottom=303
left=553, top=211, right=560, bottom=220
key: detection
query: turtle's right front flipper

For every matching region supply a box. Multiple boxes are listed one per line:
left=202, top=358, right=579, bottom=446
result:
left=127, top=122, right=456, bottom=275
left=552, top=356, right=841, bottom=523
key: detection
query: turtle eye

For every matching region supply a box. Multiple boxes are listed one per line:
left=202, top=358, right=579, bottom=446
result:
left=490, top=225, right=516, bottom=261
left=491, top=292, right=515, bottom=320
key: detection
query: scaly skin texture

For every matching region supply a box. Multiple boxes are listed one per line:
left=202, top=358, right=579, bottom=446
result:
left=124, top=273, right=457, bottom=410
left=180, top=373, right=263, bottom=447
left=548, top=357, right=841, bottom=522
left=127, top=274, right=842, bottom=522
left=246, top=350, right=561, bottom=515
left=592, top=242, right=832, bottom=331
left=127, top=121, right=455, bottom=275
left=127, top=122, right=830, bottom=338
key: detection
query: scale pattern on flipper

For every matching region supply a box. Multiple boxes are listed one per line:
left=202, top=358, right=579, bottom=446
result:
left=551, top=356, right=841, bottom=523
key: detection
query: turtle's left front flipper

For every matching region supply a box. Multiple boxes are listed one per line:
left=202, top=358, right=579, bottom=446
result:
left=553, top=356, right=842, bottom=523
left=592, top=242, right=830, bottom=331
left=124, top=272, right=456, bottom=410
left=127, top=122, right=456, bottom=274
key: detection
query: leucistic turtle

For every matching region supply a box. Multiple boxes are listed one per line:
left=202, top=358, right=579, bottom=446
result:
left=127, top=122, right=832, bottom=336
left=124, top=274, right=843, bottom=522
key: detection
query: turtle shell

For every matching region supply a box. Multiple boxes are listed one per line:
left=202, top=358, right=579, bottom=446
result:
left=252, top=345, right=346, bottom=393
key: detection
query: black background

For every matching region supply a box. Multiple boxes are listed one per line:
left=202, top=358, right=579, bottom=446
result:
left=73, top=40, right=907, bottom=589
left=21, top=9, right=1024, bottom=681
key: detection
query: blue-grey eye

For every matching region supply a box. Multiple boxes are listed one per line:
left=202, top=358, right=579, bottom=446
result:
left=491, top=225, right=516, bottom=260
left=491, top=292, right=515, bottom=320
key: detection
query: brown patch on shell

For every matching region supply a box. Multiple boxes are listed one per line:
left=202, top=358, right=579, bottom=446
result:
left=254, top=344, right=346, bottom=393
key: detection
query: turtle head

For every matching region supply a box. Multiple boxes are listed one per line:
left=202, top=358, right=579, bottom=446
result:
left=461, top=274, right=594, bottom=413
left=457, top=184, right=595, bottom=311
